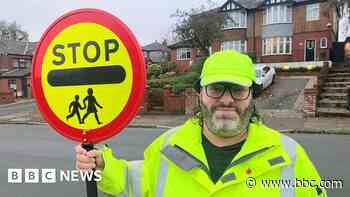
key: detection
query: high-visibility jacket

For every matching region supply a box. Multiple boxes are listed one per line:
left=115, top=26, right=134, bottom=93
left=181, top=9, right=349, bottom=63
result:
left=97, top=118, right=327, bottom=197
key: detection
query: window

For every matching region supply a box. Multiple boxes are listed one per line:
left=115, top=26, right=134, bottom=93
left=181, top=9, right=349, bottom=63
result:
left=223, top=11, right=247, bottom=29
left=176, top=48, right=192, bottom=60
left=320, top=37, right=327, bottom=48
left=221, top=40, right=247, bottom=53
left=8, top=79, right=16, bottom=89
left=263, top=5, right=292, bottom=25
left=263, top=36, right=292, bottom=55
left=306, top=3, right=320, bottom=21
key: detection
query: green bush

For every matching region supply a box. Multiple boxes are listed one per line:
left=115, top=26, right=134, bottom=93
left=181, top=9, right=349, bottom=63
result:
left=167, top=62, right=178, bottom=72
left=148, top=79, right=163, bottom=88
left=147, top=71, right=200, bottom=94
left=188, top=57, right=206, bottom=74
left=172, top=83, right=193, bottom=95
left=147, top=64, right=161, bottom=78
left=160, top=61, right=178, bottom=74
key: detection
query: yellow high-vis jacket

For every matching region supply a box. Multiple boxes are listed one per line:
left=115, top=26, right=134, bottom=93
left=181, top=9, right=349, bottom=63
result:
left=97, top=118, right=327, bottom=197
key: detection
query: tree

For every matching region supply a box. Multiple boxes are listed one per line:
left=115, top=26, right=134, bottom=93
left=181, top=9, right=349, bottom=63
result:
left=0, top=21, right=28, bottom=41
left=172, top=1, right=228, bottom=57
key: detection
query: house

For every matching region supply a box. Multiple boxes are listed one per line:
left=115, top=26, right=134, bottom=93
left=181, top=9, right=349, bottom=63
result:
left=142, top=41, right=170, bottom=65
left=169, top=0, right=339, bottom=72
left=0, top=40, right=36, bottom=104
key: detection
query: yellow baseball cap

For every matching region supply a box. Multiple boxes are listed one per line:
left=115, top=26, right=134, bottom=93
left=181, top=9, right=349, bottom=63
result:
left=200, top=50, right=256, bottom=87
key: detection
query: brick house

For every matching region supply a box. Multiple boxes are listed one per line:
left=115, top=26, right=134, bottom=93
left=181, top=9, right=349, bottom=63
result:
left=0, top=40, right=36, bottom=104
left=169, top=0, right=339, bottom=72
left=142, top=41, right=170, bottom=65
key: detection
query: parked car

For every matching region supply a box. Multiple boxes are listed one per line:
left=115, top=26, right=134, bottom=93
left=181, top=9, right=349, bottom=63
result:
left=253, top=64, right=276, bottom=97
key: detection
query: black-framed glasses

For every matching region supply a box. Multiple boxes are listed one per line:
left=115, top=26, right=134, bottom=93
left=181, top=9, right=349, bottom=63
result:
left=205, top=83, right=251, bottom=101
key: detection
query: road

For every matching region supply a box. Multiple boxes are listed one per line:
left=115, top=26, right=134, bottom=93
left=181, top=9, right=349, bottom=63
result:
left=0, top=101, right=35, bottom=117
left=0, top=124, right=348, bottom=197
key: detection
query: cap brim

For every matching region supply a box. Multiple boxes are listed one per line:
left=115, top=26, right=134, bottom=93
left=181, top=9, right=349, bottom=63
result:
left=200, top=74, right=252, bottom=87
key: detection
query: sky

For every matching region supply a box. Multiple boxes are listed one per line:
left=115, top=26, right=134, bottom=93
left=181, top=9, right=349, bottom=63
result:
left=1, top=0, right=226, bottom=46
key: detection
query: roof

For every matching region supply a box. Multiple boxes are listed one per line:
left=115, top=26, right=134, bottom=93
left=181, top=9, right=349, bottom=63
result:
left=0, top=68, right=30, bottom=78
left=235, top=0, right=265, bottom=9
left=232, top=0, right=317, bottom=10
left=0, top=69, right=9, bottom=75
left=142, top=41, right=169, bottom=52
left=0, top=40, right=37, bottom=55
left=168, top=40, right=194, bottom=49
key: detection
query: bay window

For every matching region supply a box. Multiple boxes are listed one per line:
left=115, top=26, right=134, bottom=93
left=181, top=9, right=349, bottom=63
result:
left=263, top=37, right=292, bottom=55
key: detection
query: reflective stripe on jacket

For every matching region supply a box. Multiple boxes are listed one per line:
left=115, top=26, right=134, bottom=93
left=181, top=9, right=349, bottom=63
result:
left=97, top=119, right=327, bottom=197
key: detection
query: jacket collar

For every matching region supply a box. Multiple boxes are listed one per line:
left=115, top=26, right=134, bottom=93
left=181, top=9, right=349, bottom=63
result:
left=167, top=118, right=282, bottom=167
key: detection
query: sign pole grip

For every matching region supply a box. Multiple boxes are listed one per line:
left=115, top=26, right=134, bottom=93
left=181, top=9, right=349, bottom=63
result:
left=82, top=143, right=98, bottom=197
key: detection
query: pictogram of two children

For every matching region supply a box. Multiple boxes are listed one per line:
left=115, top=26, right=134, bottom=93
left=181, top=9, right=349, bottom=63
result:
left=66, top=88, right=103, bottom=125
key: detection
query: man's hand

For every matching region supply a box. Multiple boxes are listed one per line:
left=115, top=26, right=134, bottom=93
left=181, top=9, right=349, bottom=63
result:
left=75, top=145, right=105, bottom=171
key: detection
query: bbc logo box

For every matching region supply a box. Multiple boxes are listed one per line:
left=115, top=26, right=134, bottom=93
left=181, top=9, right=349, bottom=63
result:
left=8, top=169, right=56, bottom=183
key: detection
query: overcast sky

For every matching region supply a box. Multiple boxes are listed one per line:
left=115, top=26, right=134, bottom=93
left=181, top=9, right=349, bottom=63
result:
left=1, top=0, right=226, bottom=46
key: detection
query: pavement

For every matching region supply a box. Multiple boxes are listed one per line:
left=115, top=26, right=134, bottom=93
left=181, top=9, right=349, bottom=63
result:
left=1, top=110, right=350, bottom=135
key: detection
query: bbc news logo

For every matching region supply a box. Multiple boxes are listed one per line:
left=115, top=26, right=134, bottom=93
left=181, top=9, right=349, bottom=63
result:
left=8, top=169, right=102, bottom=183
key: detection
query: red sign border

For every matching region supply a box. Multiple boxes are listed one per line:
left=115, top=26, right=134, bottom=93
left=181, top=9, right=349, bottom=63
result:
left=31, top=8, right=146, bottom=144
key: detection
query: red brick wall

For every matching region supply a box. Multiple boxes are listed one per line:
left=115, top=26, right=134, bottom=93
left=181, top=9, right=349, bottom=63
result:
left=247, top=37, right=255, bottom=54
left=222, top=29, right=246, bottom=41
left=170, top=48, right=197, bottom=72
left=254, top=10, right=263, bottom=38
left=293, top=2, right=334, bottom=34
left=185, top=89, right=199, bottom=116
left=0, top=92, right=15, bottom=104
left=0, top=79, right=10, bottom=93
left=163, top=87, right=185, bottom=114
left=293, top=31, right=332, bottom=61
left=0, top=79, right=15, bottom=104
left=255, top=37, right=262, bottom=63
left=0, top=56, right=14, bottom=69
left=303, top=88, right=317, bottom=117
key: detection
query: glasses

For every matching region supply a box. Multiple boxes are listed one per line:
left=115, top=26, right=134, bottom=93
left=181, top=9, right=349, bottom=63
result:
left=205, top=83, right=251, bottom=101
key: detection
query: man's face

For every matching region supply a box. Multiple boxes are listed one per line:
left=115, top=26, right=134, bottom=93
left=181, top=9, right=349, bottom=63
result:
left=200, top=82, right=254, bottom=138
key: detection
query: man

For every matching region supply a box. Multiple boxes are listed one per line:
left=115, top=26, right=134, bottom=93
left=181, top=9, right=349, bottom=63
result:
left=75, top=50, right=327, bottom=196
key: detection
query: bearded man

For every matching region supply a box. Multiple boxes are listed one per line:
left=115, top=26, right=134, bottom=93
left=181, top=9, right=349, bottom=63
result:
left=75, top=50, right=327, bottom=197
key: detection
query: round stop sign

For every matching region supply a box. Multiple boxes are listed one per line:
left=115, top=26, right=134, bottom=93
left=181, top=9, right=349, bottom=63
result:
left=31, top=9, right=146, bottom=144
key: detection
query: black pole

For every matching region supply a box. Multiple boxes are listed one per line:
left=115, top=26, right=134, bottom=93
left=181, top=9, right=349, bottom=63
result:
left=82, top=144, right=98, bottom=197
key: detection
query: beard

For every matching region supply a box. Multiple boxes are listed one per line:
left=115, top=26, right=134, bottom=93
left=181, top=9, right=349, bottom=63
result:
left=200, top=99, right=254, bottom=138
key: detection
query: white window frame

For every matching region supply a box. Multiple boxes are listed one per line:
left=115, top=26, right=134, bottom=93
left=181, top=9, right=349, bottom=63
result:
left=262, top=36, right=292, bottom=56
left=263, top=4, right=292, bottom=25
left=221, top=40, right=247, bottom=53
left=223, top=10, right=247, bottom=29
left=306, top=3, right=320, bottom=21
left=320, top=37, right=327, bottom=48
left=8, top=79, right=17, bottom=90
left=176, top=48, right=192, bottom=60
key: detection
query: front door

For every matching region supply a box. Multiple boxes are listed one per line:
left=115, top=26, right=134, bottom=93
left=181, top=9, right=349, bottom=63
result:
left=305, top=40, right=316, bottom=61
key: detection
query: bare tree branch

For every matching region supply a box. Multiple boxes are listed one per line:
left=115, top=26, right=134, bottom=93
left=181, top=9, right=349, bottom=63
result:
left=172, top=0, right=228, bottom=57
left=0, top=20, right=29, bottom=41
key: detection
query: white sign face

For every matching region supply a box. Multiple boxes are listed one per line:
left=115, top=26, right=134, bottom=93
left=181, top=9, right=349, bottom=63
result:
left=338, top=16, right=349, bottom=42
